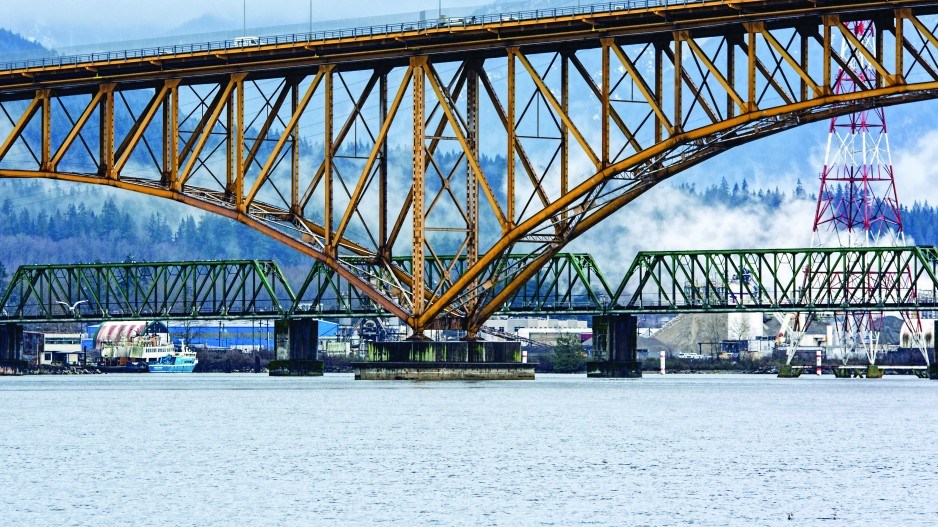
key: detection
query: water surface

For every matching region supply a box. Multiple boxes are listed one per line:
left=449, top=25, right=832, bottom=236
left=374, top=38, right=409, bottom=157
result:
left=1, top=373, right=935, bottom=526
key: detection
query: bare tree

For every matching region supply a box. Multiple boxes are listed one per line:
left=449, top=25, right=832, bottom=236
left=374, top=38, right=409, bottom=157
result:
left=729, top=316, right=751, bottom=341
left=698, top=315, right=725, bottom=358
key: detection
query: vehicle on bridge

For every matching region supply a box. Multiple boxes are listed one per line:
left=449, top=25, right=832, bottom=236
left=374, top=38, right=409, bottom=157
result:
left=232, top=36, right=259, bottom=47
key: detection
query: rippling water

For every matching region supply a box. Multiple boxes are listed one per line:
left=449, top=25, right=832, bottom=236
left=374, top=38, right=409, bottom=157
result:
left=1, top=373, right=935, bottom=526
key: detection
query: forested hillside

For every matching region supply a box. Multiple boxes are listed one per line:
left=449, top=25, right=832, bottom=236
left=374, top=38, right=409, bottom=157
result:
left=3, top=176, right=938, bottom=296
left=0, top=28, right=52, bottom=60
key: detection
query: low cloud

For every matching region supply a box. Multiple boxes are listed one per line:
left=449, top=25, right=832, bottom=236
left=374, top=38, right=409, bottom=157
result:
left=567, top=184, right=817, bottom=278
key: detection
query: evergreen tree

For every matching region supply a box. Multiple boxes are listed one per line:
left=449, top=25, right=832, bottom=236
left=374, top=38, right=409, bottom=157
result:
left=16, top=209, right=31, bottom=235
left=144, top=212, right=170, bottom=243
left=794, top=178, right=806, bottom=198
left=552, top=334, right=586, bottom=373
left=719, top=177, right=730, bottom=197
left=49, top=210, right=66, bottom=241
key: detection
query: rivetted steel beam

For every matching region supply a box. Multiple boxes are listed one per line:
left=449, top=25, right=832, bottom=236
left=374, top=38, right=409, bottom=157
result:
left=2, top=1, right=938, bottom=336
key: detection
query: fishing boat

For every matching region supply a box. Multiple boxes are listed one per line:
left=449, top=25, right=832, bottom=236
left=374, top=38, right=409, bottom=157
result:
left=148, top=350, right=198, bottom=373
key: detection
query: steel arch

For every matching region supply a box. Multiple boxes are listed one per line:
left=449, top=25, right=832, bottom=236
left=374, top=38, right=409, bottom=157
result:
left=4, top=1, right=938, bottom=333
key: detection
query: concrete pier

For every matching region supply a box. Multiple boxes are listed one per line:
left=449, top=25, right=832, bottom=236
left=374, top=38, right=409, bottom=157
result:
left=586, top=315, right=642, bottom=378
left=353, top=340, right=533, bottom=380
left=268, top=319, right=323, bottom=376
left=0, top=324, right=25, bottom=376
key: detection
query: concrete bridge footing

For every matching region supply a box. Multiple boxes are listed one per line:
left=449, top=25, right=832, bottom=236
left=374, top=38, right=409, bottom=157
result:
left=587, top=315, right=642, bottom=378
left=268, top=319, right=323, bottom=376
left=353, top=340, right=533, bottom=380
left=0, top=324, right=25, bottom=375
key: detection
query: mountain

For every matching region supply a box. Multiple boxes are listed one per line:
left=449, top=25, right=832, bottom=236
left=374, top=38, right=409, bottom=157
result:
left=0, top=28, right=54, bottom=61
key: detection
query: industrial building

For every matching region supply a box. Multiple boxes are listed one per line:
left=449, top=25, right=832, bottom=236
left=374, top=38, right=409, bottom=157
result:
left=81, top=319, right=339, bottom=357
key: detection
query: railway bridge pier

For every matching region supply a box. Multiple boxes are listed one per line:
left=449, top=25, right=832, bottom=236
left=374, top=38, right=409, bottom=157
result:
left=0, top=324, right=25, bottom=375
left=269, top=319, right=323, bottom=376
left=587, top=315, right=643, bottom=378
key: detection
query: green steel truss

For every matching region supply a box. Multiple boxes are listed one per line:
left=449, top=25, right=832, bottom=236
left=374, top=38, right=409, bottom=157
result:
left=616, top=246, right=938, bottom=313
left=0, top=260, right=295, bottom=323
left=290, top=253, right=613, bottom=318
left=3, top=247, right=937, bottom=323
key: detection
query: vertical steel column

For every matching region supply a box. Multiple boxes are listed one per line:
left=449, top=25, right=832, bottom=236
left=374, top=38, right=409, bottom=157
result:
left=654, top=42, right=664, bottom=143
left=163, top=82, right=178, bottom=187
left=748, top=27, right=757, bottom=110
left=233, top=76, right=245, bottom=208
left=823, top=18, right=832, bottom=92
left=875, top=22, right=885, bottom=89
left=291, top=80, right=300, bottom=215
left=466, top=62, right=479, bottom=272
left=226, top=84, right=235, bottom=195
left=895, top=10, right=905, bottom=83
left=726, top=39, right=736, bottom=119
left=601, top=39, right=611, bottom=168
left=673, top=34, right=683, bottom=134
left=379, top=70, right=389, bottom=252
left=100, top=84, right=115, bottom=179
left=324, top=66, right=334, bottom=252
left=39, top=90, right=51, bottom=172
left=506, top=48, right=517, bottom=226
left=800, top=29, right=810, bottom=101
left=560, top=51, right=569, bottom=211
left=412, top=57, right=427, bottom=318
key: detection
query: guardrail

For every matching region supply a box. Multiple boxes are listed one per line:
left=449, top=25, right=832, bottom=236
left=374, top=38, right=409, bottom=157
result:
left=0, top=0, right=709, bottom=72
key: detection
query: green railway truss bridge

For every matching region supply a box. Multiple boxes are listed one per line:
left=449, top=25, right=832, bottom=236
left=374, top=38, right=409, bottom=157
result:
left=2, top=246, right=937, bottom=324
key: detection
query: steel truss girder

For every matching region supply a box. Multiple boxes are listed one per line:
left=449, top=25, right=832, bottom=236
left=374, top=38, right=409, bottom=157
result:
left=3, top=248, right=938, bottom=323
left=617, top=246, right=938, bottom=313
left=3, top=3, right=938, bottom=332
left=0, top=254, right=614, bottom=322
left=0, top=260, right=295, bottom=323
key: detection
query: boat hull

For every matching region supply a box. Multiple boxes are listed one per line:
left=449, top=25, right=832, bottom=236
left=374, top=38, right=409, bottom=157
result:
left=148, top=362, right=197, bottom=373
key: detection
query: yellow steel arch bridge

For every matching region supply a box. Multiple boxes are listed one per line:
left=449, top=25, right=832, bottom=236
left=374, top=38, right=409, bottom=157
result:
left=2, top=0, right=938, bottom=335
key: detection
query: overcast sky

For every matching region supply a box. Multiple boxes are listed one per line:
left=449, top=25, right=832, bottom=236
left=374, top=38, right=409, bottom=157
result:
left=5, top=0, right=492, bottom=48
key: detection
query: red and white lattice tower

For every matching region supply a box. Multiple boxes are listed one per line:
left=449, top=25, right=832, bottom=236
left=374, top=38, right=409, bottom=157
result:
left=811, top=21, right=929, bottom=366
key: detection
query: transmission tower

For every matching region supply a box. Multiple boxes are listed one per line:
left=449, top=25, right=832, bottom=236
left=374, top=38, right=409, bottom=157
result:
left=810, top=20, right=929, bottom=366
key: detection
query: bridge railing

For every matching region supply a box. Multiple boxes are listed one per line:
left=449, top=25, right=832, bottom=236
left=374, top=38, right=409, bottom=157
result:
left=0, top=0, right=707, bottom=72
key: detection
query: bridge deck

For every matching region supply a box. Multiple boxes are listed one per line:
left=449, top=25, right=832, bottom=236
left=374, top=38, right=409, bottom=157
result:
left=2, top=0, right=936, bottom=94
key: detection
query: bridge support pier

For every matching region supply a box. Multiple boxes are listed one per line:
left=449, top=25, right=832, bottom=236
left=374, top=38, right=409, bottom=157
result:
left=0, top=324, right=25, bottom=376
left=268, top=319, right=323, bottom=376
left=352, top=340, right=533, bottom=380
left=587, top=314, right=642, bottom=378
